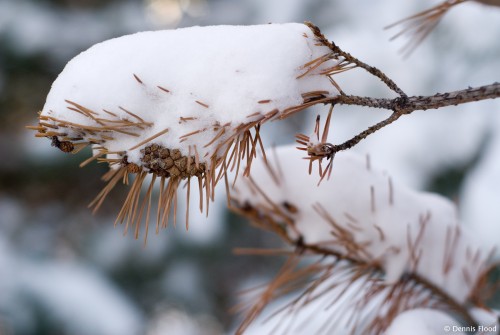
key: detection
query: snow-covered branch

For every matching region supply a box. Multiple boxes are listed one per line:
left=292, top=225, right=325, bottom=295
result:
left=24, top=12, right=500, bottom=335
left=231, top=145, right=497, bottom=334
left=28, top=22, right=500, bottom=232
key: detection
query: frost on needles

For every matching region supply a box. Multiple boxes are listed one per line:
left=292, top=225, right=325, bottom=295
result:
left=32, top=23, right=343, bottom=234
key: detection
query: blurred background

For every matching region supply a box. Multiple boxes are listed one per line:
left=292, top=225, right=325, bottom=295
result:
left=1, top=0, right=499, bottom=334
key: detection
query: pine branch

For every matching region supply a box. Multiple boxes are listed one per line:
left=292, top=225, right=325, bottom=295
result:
left=302, top=23, right=500, bottom=160
left=229, top=143, right=499, bottom=333
left=322, top=82, right=500, bottom=155
left=231, top=199, right=480, bottom=333
left=295, top=233, right=478, bottom=328
left=333, top=82, right=500, bottom=111
left=305, top=21, right=407, bottom=97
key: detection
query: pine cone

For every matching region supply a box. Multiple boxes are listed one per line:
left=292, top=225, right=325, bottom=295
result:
left=140, top=144, right=206, bottom=179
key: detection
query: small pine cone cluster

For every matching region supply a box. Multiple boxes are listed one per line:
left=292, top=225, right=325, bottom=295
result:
left=140, top=144, right=206, bottom=179
left=51, top=136, right=74, bottom=153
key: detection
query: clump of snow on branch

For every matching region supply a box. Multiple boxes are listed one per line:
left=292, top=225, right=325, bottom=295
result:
left=32, top=23, right=342, bottom=234
left=232, top=145, right=494, bottom=302
left=39, top=23, right=338, bottom=165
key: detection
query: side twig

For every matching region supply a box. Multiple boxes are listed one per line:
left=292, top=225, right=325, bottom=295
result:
left=306, top=21, right=408, bottom=97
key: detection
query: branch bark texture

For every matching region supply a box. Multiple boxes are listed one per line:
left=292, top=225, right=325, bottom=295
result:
left=332, top=82, right=500, bottom=112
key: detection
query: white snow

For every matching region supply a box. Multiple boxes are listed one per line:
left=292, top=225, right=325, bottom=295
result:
left=0, top=233, right=144, bottom=335
left=236, top=273, right=382, bottom=335
left=0, top=0, right=150, bottom=60
left=147, top=308, right=222, bottom=335
left=460, top=113, right=500, bottom=248
left=18, top=261, right=144, bottom=335
left=41, top=23, right=338, bottom=167
left=469, top=307, right=499, bottom=335
left=232, top=145, right=493, bottom=302
left=175, top=181, right=226, bottom=244
left=385, top=309, right=462, bottom=335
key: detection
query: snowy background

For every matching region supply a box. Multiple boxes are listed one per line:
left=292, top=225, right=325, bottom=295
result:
left=0, top=0, right=499, bottom=334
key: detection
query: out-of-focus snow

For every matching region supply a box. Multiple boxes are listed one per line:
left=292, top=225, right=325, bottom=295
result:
left=469, top=307, right=499, bottom=335
left=385, top=309, right=462, bottom=335
left=19, top=262, right=144, bottom=335
left=233, top=145, right=492, bottom=302
left=147, top=308, right=222, bottom=335
left=175, top=181, right=226, bottom=245
left=0, top=0, right=150, bottom=61
left=461, top=113, right=500, bottom=248
left=0, top=234, right=143, bottom=335
left=87, top=224, right=173, bottom=270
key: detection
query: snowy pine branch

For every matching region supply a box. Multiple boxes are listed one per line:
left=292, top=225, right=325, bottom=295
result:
left=27, top=20, right=500, bottom=334
left=231, top=145, right=496, bottom=334
left=28, top=23, right=500, bottom=230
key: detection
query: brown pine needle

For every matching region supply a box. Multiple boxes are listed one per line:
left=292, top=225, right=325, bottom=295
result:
left=138, top=175, right=157, bottom=236
left=180, top=116, right=197, bottom=122
left=195, top=100, right=210, bottom=108
left=128, top=127, right=169, bottom=151
left=186, top=177, right=191, bottom=230
left=39, top=122, right=59, bottom=129
left=179, top=129, right=204, bottom=140
left=72, top=142, right=90, bottom=154
left=297, top=54, right=331, bottom=79
left=25, top=125, right=47, bottom=131
left=157, top=85, right=170, bottom=93
left=65, top=100, right=99, bottom=116
left=246, top=112, right=262, bottom=119
left=204, top=127, right=226, bottom=148
left=103, top=109, right=118, bottom=117
left=143, top=175, right=156, bottom=244
left=322, top=105, right=334, bottom=143
left=89, top=167, right=127, bottom=212
left=197, top=175, right=203, bottom=213
left=193, top=144, right=201, bottom=169
left=205, top=171, right=210, bottom=217
left=156, top=176, right=166, bottom=234
left=133, top=73, right=144, bottom=84
left=79, top=150, right=107, bottom=168
left=173, top=183, right=178, bottom=228
left=385, top=0, right=467, bottom=57
left=119, top=106, right=146, bottom=123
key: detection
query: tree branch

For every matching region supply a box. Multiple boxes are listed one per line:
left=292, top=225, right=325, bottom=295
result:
left=332, top=82, right=500, bottom=111
left=231, top=202, right=479, bottom=332
left=304, top=23, right=499, bottom=157
left=325, top=82, right=500, bottom=153
left=295, top=239, right=478, bottom=328
left=306, top=21, right=408, bottom=97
